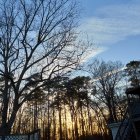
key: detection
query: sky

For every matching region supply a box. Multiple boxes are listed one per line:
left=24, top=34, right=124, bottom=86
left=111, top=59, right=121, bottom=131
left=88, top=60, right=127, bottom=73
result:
left=78, top=0, right=140, bottom=65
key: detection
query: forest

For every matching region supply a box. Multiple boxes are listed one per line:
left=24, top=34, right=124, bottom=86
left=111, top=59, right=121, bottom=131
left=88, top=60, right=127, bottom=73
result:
left=0, top=0, right=139, bottom=140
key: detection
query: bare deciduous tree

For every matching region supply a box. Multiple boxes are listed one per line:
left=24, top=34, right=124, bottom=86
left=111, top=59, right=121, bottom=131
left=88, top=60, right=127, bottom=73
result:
left=88, top=60, right=124, bottom=123
left=0, top=0, right=85, bottom=134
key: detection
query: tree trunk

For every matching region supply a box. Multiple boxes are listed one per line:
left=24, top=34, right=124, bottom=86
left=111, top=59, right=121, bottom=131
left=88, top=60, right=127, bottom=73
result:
left=0, top=103, right=19, bottom=135
left=74, top=115, right=79, bottom=140
left=0, top=78, right=9, bottom=135
left=53, top=106, right=56, bottom=140
left=80, top=105, right=85, bottom=139
left=59, top=107, right=63, bottom=140
left=87, top=101, right=93, bottom=135
left=107, top=99, right=114, bottom=123
left=64, top=105, right=68, bottom=140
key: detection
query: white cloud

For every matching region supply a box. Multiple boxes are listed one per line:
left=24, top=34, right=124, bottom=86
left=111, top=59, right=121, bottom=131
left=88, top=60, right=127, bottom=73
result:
left=80, top=3, right=140, bottom=47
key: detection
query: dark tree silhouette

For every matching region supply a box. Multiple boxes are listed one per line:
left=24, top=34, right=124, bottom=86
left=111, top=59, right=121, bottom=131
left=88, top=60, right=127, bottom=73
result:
left=87, top=60, right=123, bottom=123
left=0, top=0, right=85, bottom=134
left=125, top=60, right=140, bottom=88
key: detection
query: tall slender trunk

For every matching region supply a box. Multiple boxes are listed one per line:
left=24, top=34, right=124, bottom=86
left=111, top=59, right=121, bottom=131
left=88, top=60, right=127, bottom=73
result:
left=71, top=111, right=75, bottom=140
left=64, top=105, right=68, bottom=140
left=69, top=98, right=75, bottom=140
left=59, top=107, right=63, bottom=140
left=80, top=105, right=85, bottom=139
left=47, top=87, right=51, bottom=140
left=34, top=101, right=38, bottom=130
left=74, top=114, right=79, bottom=140
left=86, top=101, right=93, bottom=135
left=47, top=99, right=50, bottom=140
left=32, top=105, right=34, bottom=130
left=53, top=106, right=56, bottom=140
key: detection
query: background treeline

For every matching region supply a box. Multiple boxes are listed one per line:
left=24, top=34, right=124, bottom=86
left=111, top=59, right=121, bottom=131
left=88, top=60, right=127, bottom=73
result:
left=6, top=60, right=139, bottom=140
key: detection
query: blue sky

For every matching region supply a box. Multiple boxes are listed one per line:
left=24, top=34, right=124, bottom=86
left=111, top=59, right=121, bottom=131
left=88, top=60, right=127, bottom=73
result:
left=78, top=0, right=140, bottom=65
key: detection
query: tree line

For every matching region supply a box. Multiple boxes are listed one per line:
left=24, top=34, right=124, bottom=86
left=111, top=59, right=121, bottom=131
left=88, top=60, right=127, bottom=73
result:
left=1, top=59, right=139, bottom=140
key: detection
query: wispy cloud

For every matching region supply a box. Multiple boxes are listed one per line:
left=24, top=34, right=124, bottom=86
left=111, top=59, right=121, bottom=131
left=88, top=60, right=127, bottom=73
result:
left=80, top=47, right=107, bottom=63
left=80, top=3, right=140, bottom=48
